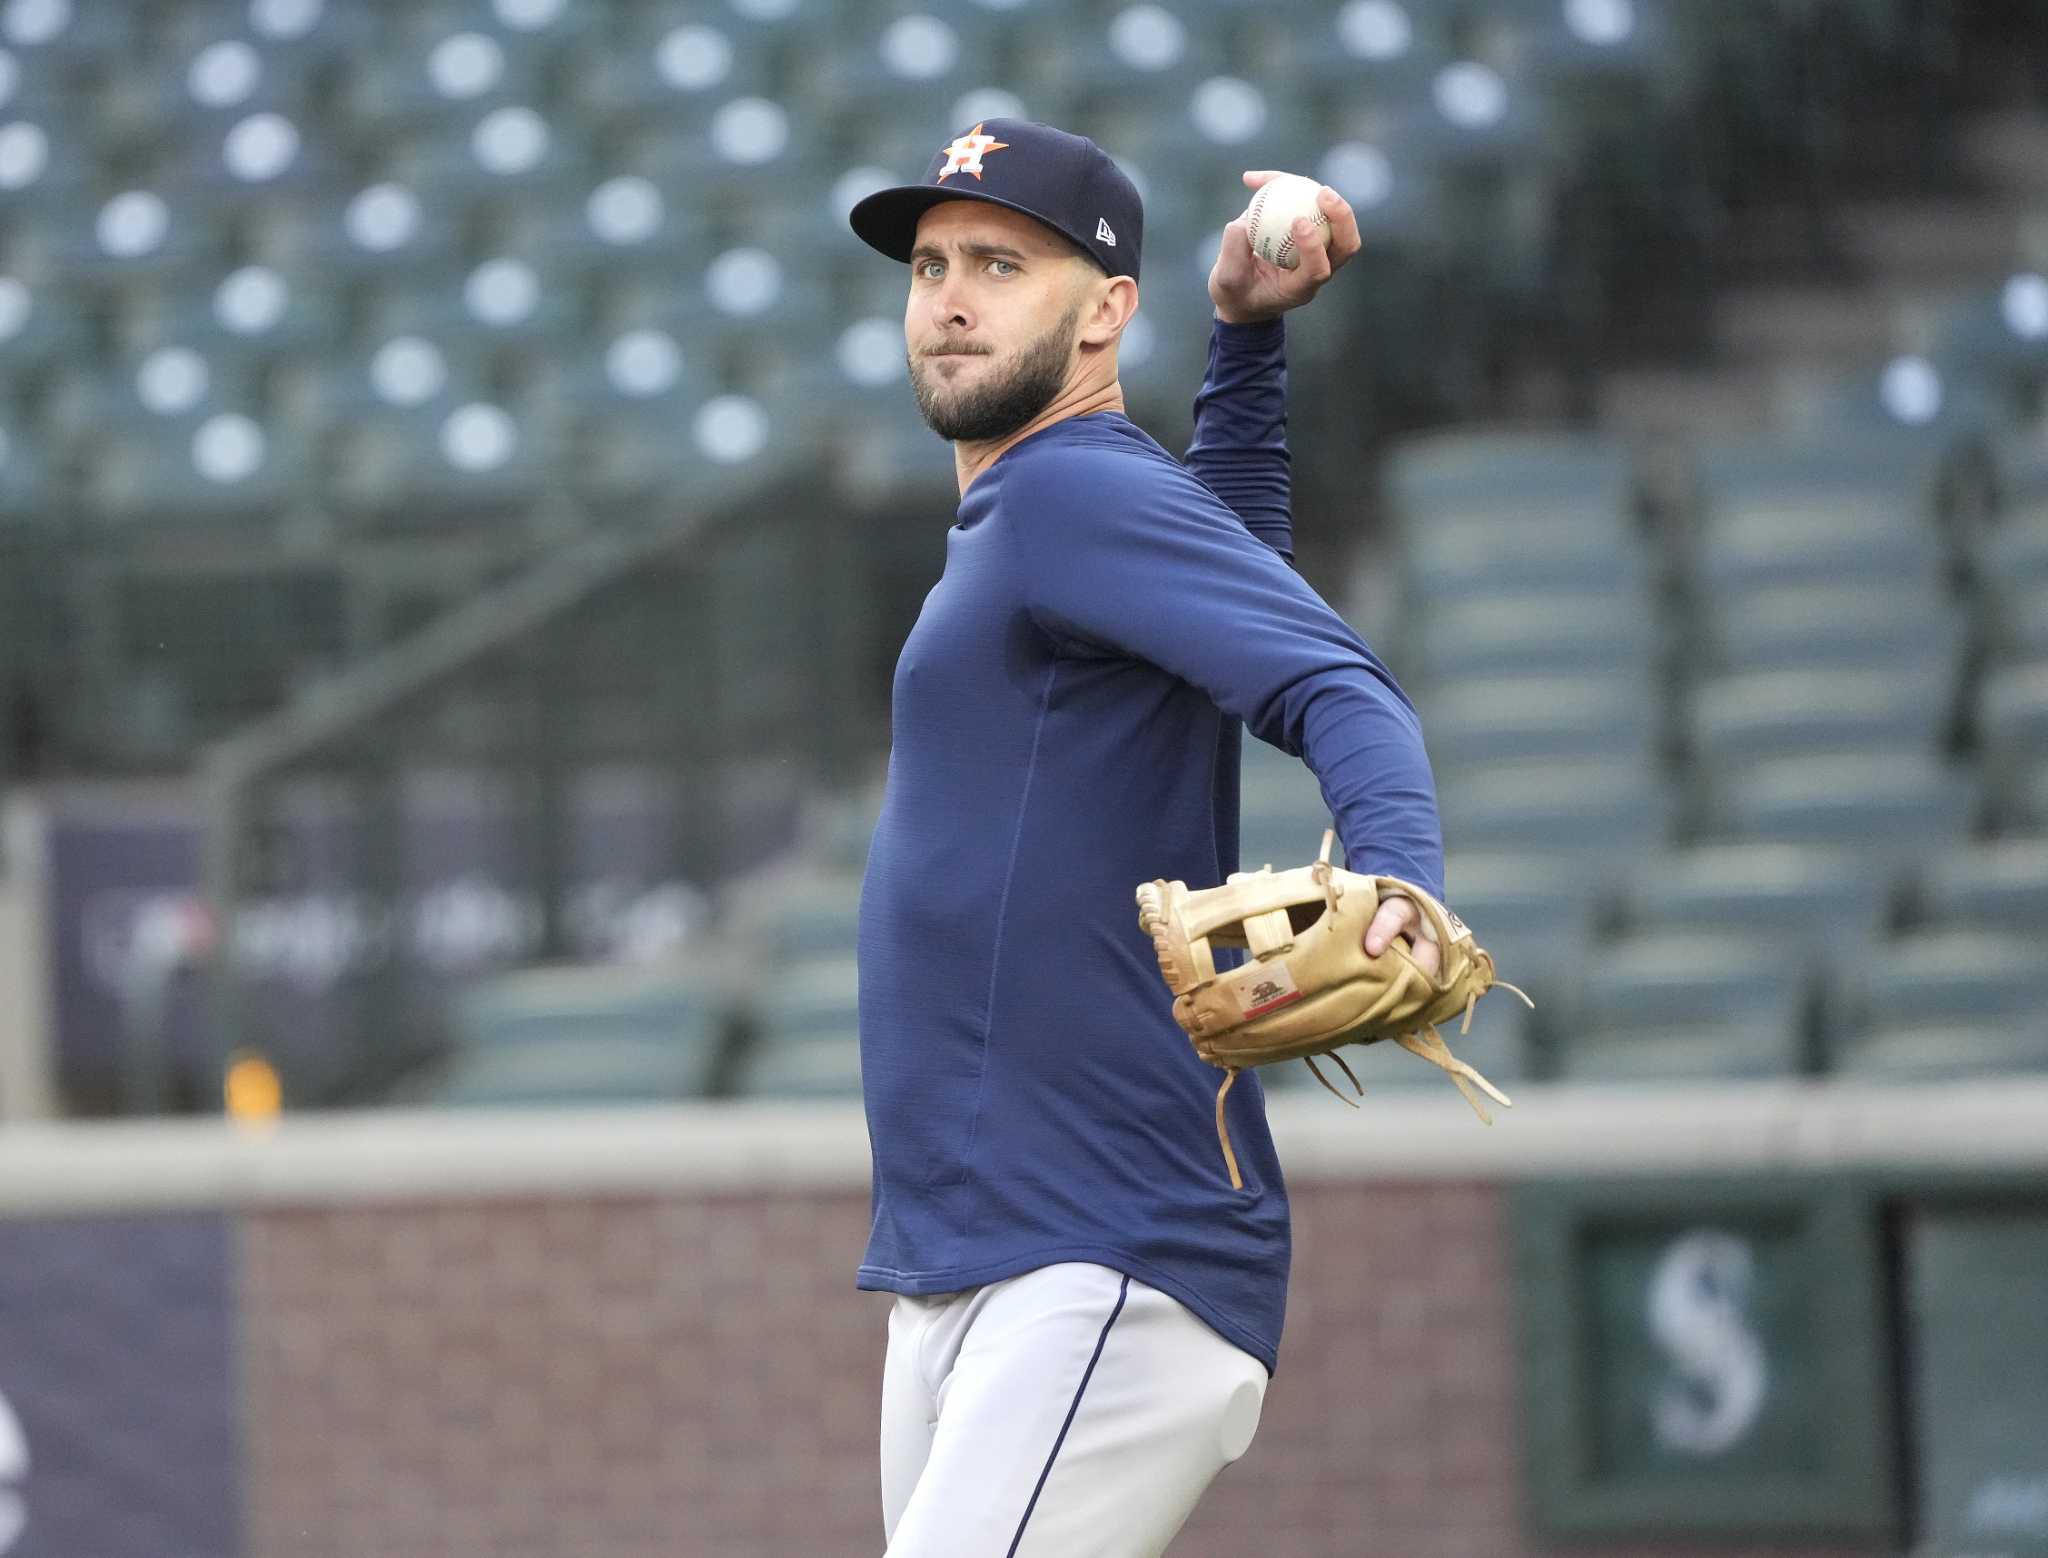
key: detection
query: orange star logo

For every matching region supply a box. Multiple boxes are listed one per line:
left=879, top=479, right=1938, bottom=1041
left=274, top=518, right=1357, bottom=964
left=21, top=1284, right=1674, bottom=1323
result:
left=936, top=123, right=1009, bottom=182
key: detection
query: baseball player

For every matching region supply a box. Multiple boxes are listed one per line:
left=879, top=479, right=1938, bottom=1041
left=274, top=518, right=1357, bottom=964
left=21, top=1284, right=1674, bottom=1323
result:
left=847, top=119, right=1446, bottom=1555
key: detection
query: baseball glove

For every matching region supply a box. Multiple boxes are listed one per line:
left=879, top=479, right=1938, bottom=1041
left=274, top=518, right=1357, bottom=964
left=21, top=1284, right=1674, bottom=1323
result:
left=1135, top=830, right=1531, bottom=1188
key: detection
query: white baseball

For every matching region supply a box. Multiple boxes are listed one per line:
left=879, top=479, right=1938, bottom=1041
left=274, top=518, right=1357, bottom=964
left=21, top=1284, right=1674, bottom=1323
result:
left=1242, top=173, right=1330, bottom=271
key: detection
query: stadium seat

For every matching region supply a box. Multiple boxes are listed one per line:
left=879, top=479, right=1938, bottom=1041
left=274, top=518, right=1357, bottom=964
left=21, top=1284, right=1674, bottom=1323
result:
left=432, top=1036, right=712, bottom=1106
left=736, top=955, right=863, bottom=1098
left=1696, top=751, right=1978, bottom=855
left=1970, top=500, right=2048, bottom=592
left=1385, top=427, right=1633, bottom=523
left=1907, top=836, right=2048, bottom=930
left=1557, top=930, right=1813, bottom=1079
left=1400, top=511, right=1650, bottom=597
left=1686, top=666, right=1953, bottom=764
left=733, top=875, right=865, bottom=963
left=1989, top=580, right=2048, bottom=665
left=1402, top=588, right=1658, bottom=684
left=1978, top=662, right=2048, bottom=775
left=1696, top=580, right=1965, bottom=681
left=1618, top=842, right=1889, bottom=958
left=1439, top=848, right=1598, bottom=1015
left=1691, top=502, right=1945, bottom=595
left=1422, top=672, right=1655, bottom=767
left=1830, top=932, right=2048, bottom=1078
left=1438, top=757, right=1670, bottom=886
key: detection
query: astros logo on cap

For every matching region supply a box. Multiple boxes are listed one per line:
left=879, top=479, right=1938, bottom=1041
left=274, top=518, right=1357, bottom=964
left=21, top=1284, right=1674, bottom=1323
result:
left=936, top=123, right=1009, bottom=183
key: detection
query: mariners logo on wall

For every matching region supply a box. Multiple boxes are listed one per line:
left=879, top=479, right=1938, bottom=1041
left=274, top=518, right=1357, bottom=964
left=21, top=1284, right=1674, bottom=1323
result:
left=936, top=123, right=1009, bottom=182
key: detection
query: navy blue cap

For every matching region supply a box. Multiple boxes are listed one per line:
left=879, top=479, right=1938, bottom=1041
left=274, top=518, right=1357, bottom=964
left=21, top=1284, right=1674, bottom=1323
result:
left=849, top=118, right=1144, bottom=281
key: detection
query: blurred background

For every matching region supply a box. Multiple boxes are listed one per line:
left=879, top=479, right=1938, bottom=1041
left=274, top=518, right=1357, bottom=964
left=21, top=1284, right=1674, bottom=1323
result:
left=0, top=0, right=2045, bottom=1554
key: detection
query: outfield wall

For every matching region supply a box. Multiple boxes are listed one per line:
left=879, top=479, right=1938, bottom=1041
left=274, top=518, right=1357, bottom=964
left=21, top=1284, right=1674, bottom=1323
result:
left=0, top=1084, right=2043, bottom=1558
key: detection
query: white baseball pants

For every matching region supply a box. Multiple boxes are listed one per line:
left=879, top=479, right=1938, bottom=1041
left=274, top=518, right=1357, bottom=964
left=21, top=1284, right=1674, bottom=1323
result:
left=879, top=1261, right=1269, bottom=1556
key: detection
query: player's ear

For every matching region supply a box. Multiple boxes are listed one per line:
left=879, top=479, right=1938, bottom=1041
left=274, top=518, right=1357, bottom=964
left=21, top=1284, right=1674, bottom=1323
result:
left=1076, top=273, right=1139, bottom=347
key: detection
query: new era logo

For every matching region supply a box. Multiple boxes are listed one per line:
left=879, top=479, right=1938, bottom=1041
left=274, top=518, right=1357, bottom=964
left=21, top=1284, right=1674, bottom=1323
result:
left=1096, top=217, right=1116, bottom=247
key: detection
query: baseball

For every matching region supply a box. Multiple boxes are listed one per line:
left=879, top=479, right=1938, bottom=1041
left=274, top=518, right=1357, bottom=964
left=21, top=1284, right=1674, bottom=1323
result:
left=1243, top=173, right=1331, bottom=270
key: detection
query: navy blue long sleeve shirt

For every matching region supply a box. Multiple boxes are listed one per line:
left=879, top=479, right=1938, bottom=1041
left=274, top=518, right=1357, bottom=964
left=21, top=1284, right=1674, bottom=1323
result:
left=855, top=318, right=1443, bottom=1372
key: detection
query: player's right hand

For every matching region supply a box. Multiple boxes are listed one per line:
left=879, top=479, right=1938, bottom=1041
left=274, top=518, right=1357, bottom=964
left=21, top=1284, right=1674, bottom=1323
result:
left=1207, top=173, right=1362, bottom=325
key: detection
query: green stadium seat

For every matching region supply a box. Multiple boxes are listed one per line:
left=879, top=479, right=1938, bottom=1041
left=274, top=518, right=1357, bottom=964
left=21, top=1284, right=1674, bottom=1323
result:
left=452, top=959, right=728, bottom=1054
left=1439, top=848, right=1598, bottom=1015
left=1692, top=502, right=1944, bottom=595
left=1438, top=757, right=1670, bottom=884
left=737, top=955, right=861, bottom=1097
left=1836, top=931, right=2048, bottom=1039
left=32, top=190, right=226, bottom=295
left=732, top=875, right=865, bottom=963
left=1385, top=427, right=1634, bottom=521
left=0, top=276, right=88, bottom=386
left=1403, top=589, right=1660, bottom=684
left=562, top=13, right=777, bottom=128
left=1828, top=1021, right=2048, bottom=1080
left=1618, top=842, right=1888, bottom=957
left=0, top=104, right=92, bottom=211
left=1686, top=665, right=1952, bottom=765
left=1988, top=579, right=2048, bottom=664
left=333, top=34, right=553, bottom=138
left=1970, top=500, right=2048, bottom=590
left=293, top=183, right=464, bottom=278
left=1907, top=837, right=2048, bottom=931
left=1560, top=930, right=1813, bottom=1078
left=739, top=1036, right=863, bottom=1097
left=1698, top=580, right=1965, bottom=681
left=355, top=260, right=584, bottom=355
left=131, top=265, right=347, bottom=363
left=1980, top=656, right=2048, bottom=740
left=1558, top=1024, right=1810, bottom=1081
left=0, top=413, right=50, bottom=522
left=384, top=110, right=593, bottom=209
left=1423, top=671, right=1656, bottom=767
left=1401, top=510, right=1651, bottom=597
left=431, top=1037, right=712, bottom=1106
left=1697, top=751, right=1978, bottom=854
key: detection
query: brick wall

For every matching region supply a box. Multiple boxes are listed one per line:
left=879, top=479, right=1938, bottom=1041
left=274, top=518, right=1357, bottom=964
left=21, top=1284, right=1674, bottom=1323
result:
left=237, top=1183, right=1879, bottom=1558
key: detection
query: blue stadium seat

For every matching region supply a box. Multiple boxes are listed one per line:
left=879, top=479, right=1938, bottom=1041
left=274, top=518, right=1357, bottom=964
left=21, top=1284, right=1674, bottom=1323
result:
left=1686, top=666, right=1952, bottom=764
left=1559, top=931, right=1812, bottom=1079
left=1697, top=751, right=1978, bottom=854
left=1618, top=843, right=1889, bottom=959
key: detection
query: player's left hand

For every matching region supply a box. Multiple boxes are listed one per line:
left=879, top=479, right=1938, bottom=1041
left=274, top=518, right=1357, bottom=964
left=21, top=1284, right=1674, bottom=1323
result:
left=1363, top=891, right=1443, bottom=977
left=1209, top=172, right=1362, bottom=326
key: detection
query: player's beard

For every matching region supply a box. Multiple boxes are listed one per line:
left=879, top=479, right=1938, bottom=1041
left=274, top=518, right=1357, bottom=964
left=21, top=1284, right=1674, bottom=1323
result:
left=908, top=301, right=1081, bottom=444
